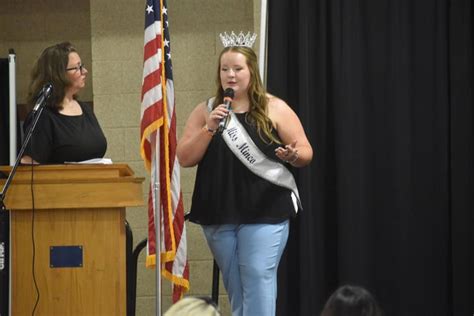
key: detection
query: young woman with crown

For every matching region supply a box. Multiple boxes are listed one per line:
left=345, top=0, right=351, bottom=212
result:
left=177, top=31, right=313, bottom=316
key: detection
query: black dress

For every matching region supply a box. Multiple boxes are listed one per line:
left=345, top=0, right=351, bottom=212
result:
left=23, top=102, right=107, bottom=164
left=188, top=113, right=295, bottom=225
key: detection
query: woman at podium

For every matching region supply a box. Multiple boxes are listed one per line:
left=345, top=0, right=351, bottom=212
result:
left=21, top=42, right=106, bottom=164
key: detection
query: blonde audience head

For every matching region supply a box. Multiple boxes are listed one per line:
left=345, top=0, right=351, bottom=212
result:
left=164, top=296, right=220, bottom=316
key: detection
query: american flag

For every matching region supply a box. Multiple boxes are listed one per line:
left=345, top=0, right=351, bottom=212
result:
left=140, top=0, right=189, bottom=302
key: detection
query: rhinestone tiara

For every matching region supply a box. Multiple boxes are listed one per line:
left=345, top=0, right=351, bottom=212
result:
left=219, top=31, right=257, bottom=48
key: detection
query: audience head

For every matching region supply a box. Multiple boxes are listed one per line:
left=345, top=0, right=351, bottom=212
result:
left=321, top=285, right=383, bottom=316
left=164, top=296, right=220, bottom=316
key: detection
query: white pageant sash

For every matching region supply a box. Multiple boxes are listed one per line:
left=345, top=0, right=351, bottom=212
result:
left=220, top=111, right=302, bottom=213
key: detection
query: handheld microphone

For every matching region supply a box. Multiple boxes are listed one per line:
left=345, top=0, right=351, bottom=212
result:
left=32, top=83, right=53, bottom=113
left=217, top=88, right=234, bottom=133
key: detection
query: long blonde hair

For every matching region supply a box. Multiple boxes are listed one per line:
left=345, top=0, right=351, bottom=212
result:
left=213, top=47, right=280, bottom=144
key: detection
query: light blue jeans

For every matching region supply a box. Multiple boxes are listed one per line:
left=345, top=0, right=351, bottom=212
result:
left=202, top=220, right=290, bottom=316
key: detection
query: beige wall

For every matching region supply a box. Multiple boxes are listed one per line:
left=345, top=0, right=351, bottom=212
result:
left=1, top=0, right=259, bottom=315
left=0, top=0, right=93, bottom=103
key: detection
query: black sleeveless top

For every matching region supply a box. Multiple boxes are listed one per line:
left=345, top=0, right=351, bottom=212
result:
left=23, top=102, right=107, bottom=164
left=188, top=112, right=295, bottom=225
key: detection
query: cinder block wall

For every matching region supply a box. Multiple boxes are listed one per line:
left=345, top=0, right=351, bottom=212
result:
left=0, top=0, right=93, bottom=103
left=1, top=0, right=257, bottom=315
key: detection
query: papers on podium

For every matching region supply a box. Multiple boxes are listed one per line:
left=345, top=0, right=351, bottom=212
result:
left=65, top=158, right=113, bottom=164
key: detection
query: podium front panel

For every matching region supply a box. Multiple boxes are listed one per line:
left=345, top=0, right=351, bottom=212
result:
left=11, top=207, right=126, bottom=316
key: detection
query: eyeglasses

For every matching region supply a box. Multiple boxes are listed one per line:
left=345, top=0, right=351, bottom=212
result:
left=66, top=63, right=86, bottom=74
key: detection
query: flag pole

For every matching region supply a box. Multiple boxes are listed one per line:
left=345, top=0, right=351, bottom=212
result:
left=154, top=136, right=162, bottom=316
left=155, top=0, right=166, bottom=314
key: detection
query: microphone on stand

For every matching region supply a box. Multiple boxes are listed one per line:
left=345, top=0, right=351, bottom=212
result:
left=217, top=88, right=234, bottom=134
left=32, top=83, right=53, bottom=113
left=0, top=83, right=52, bottom=212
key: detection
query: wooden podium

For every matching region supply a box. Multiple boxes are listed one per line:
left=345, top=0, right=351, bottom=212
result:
left=0, top=164, right=144, bottom=316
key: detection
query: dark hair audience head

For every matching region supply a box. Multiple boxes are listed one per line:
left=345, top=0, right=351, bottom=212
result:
left=321, top=285, right=383, bottom=316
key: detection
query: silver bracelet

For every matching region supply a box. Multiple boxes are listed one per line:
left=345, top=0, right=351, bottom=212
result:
left=202, top=125, right=216, bottom=136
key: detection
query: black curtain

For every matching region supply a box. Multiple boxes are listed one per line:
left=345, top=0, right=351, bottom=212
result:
left=267, top=1, right=473, bottom=315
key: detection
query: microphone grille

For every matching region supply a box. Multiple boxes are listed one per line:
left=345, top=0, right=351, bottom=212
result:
left=44, top=83, right=53, bottom=94
left=224, top=88, right=234, bottom=99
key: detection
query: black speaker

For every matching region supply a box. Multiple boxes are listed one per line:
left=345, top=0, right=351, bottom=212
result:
left=0, top=210, right=9, bottom=316
left=0, top=56, right=11, bottom=316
